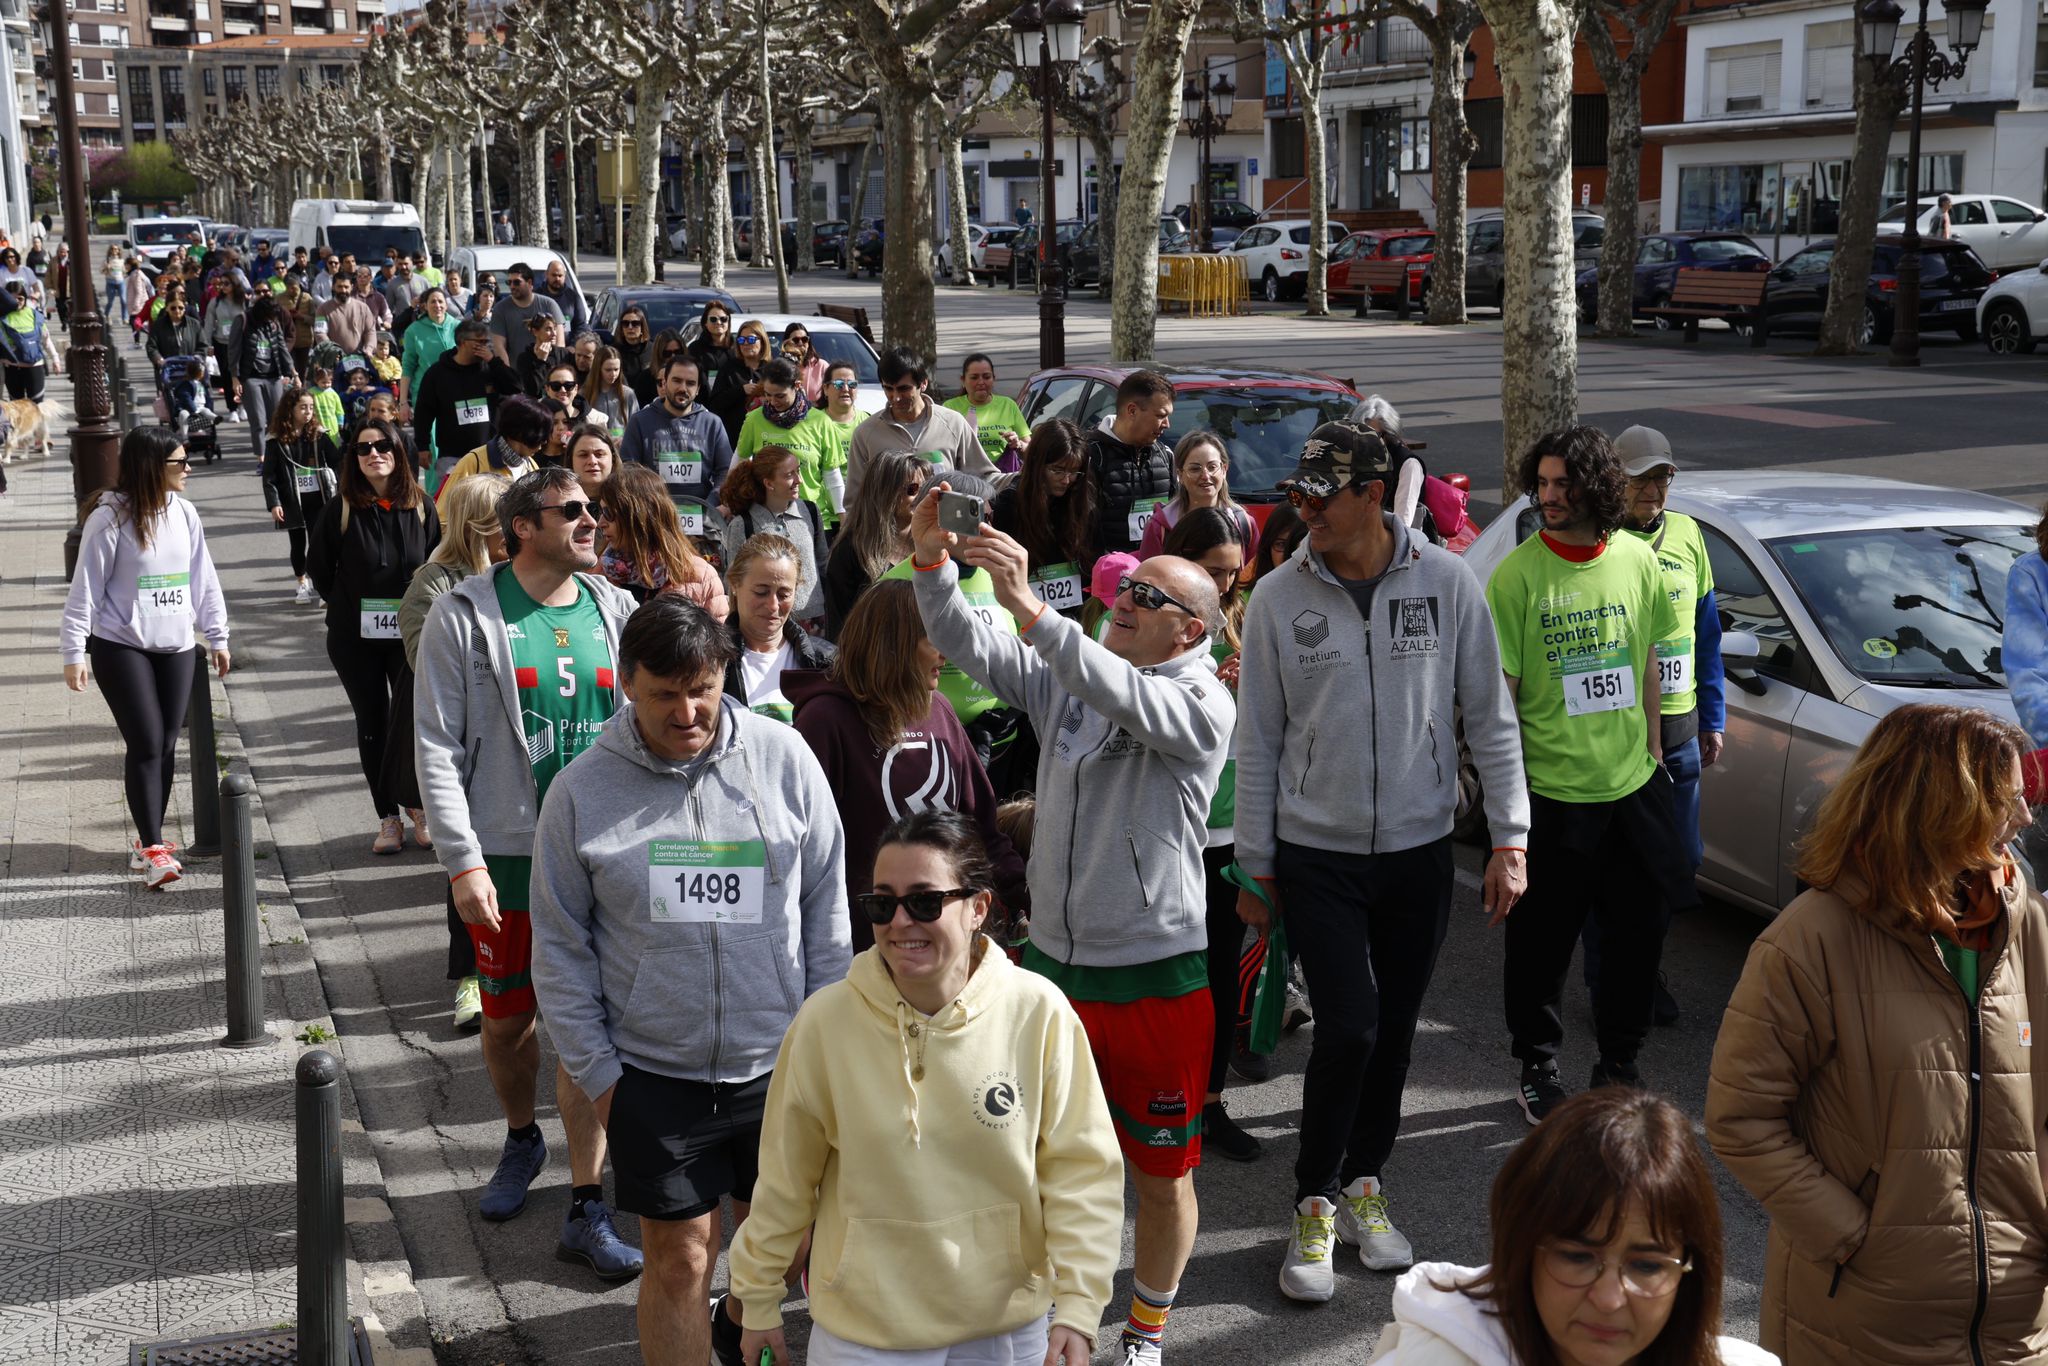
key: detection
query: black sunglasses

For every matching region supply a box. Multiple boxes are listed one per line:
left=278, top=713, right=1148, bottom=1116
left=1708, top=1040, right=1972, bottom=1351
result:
left=1118, top=573, right=1196, bottom=616
left=164, top=455, right=193, bottom=469
left=548, top=380, right=578, bottom=392
left=355, top=438, right=396, bottom=455
left=541, top=499, right=599, bottom=521
left=853, top=888, right=976, bottom=925
left=619, top=319, right=645, bottom=329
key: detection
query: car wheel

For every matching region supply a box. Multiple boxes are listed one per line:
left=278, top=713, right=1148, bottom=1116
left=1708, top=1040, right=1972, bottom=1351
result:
left=1984, top=301, right=2034, bottom=354
left=1261, top=267, right=1281, bottom=303
left=1855, top=304, right=1880, bottom=347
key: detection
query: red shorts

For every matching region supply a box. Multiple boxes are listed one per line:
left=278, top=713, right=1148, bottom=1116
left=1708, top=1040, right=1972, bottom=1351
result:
left=465, top=908, right=536, bottom=1019
left=1070, top=991, right=1213, bottom=1177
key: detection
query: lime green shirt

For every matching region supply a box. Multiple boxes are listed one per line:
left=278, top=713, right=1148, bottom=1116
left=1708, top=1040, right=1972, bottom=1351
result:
left=312, top=387, right=345, bottom=443
left=943, top=393, right=1030, bottom=467
left=880, top=555, right=1016, bottom=725
left=1623, top=511, right=1714, bottom=718
left=1486, top=532, right=1677, bottom=804
left=735, top=406, right=848, bottom=528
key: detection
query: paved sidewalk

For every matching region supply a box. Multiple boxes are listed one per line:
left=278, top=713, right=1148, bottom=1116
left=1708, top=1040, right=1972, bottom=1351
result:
left=0, top=384, right=427, bottom=1364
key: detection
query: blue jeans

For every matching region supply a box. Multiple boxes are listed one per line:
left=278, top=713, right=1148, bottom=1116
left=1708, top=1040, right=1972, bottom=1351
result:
left=1581, top=736, right=1702, bottom=991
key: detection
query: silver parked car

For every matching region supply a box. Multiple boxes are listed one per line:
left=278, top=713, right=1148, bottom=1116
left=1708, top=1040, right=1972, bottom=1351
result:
left=1458, top=472, right=2035, bottom=914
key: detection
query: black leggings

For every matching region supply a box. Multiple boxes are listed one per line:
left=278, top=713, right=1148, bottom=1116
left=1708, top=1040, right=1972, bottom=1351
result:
left=1204, top=843, right=1260, bottom=1096
left=326, top=633, right=408, bottom=817
left=87, top=638, right=196, bottom=847
left=5, top=363, right=46, bottom=401
left=286, top=527, right=310, bottom=577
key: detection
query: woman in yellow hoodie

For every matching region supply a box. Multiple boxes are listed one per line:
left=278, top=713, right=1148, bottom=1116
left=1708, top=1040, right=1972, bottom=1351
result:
left=730, top=810, right=1124, bottom=1366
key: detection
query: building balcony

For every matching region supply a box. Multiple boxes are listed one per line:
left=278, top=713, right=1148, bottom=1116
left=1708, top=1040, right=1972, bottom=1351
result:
left=222, top=18, right=255, bottom=31
left=1327, top=17, right=1432, bottom=78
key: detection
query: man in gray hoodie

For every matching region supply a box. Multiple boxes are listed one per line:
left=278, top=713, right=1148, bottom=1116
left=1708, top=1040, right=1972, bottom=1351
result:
left=529, top=594, right=850, bottom=1366
left=413, top=466, right=643, bottom=1279
left=1235, top=421, right=1530, bottom=1306
left=909, top=491, right=1233, bottom=1366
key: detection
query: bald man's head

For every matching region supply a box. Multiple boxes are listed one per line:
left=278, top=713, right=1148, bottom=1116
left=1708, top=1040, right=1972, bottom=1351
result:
left=1105, top=554, right=1215, bottom=667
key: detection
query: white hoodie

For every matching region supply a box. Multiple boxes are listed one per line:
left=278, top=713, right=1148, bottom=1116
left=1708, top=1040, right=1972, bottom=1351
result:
left=1369, top=1262, right=1780, bottom=1366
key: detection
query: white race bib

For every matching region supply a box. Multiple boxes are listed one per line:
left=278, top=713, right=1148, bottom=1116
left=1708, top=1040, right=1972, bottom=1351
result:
left=657, top=453, right=703, bottom=488
left=649, top=840, right=766, bottom=924
left=1562, top=646, right=1637, bottom=717
left=1656, top=638, right=1692, bottom=696
left=359, top=597, right=401, bottom=640
left=675, top=502, right=706, bottom=537
left=1032, top=562, right=1083, bottom=612
left=454, top=397, right=490, bottom=427
left=292, top=464, right=319, bottom=495
left=1127, top=496, right=1167, bottom=543
left=138, top=572, right=189, bottom=619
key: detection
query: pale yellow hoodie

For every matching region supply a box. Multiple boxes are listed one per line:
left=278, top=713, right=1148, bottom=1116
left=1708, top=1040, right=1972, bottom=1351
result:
left=728, top=938, right=1125, bottom=1350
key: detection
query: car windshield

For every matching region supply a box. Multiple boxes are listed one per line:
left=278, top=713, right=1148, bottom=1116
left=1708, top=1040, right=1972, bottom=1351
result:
left=1768, top=524, right=2034, bottom=688
left=1574, top=221, right=1606, bottom=249
left=1690, top=237, right=1766, bottom=262
left=325, top=225, right=427, bottom=261
left=1166, top=386, right=1361, bottom=498
left=133, top=222, right=197, bottom=245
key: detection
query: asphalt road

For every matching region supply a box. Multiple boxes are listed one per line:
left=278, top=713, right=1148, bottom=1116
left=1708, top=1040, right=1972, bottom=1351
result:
left=187, top=262, right=2048, bottom=1363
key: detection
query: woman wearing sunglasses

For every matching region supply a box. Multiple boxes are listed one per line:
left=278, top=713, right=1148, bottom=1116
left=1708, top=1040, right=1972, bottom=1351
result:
left=1370, top=1087, right=1773, bottom=1365
left=611, top=305, right=656, bottom=402
left=595, top=463, right=729, bottom=619
left=307, top=416, right=442, bottom=856
left=789, top=578, right=1027, bottom=950
left=60, top=426, right=231, bottom=890
left=708, top=319, right=773, bottom=447
left=778, top=322, right=826, bottom=401
left=730, top=809, right=1121, bottom=1366
left=686, top=302, right=738, bottom=395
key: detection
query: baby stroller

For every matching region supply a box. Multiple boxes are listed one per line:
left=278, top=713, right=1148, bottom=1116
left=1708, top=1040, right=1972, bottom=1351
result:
left=153, top=355, right=220, bottom=464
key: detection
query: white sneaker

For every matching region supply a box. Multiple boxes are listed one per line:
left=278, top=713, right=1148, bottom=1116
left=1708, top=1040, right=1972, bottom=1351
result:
left=294, top=579, right=316, bottom=606
left=131, top=838, right=179, bottom=871
left=1119, top=1341, right=1162, bottom=1366
left=1336, top=1176, right=1414, bottom=1271
left=1279, top=1195, right=1338, bottom=1303
left=408, top=807, right=433, bottom=849
left=140, top=844, right=181, bottom=889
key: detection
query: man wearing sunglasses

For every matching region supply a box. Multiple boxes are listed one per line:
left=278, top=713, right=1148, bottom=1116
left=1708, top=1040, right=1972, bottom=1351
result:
left=1235, top=419, right=1529, bottom=1305
left=412, top=319, right=521, bottom=483
left=845, top=345, right=989, bottom=504
left=415, top=467, right=645, bottom=1281
left=529, top=593, right=850, bottom=1366
left=908, top=492, right=1233, bottom=1366
left=620, top=352, right=734, bottom=538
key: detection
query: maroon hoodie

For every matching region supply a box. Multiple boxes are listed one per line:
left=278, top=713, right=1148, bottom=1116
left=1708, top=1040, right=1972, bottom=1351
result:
left=787, top=671, right=1028, bottom=949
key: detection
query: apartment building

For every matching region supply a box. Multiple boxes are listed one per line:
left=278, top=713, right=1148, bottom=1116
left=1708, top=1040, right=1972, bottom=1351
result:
left=113, top=30, right=369, bottom=147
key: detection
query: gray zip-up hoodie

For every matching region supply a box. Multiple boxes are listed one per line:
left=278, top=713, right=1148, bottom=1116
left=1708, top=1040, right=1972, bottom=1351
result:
left=529, top=699, right=852, bottom=1098
left=1235, top=513, right=1530, bottom=876
left=913, top=557, right=1234, bottom=969
left=412, top=562, right=637, bottom=879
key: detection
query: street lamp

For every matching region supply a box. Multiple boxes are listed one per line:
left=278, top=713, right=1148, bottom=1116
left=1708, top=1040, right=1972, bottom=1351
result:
left=1012, top=0, right=1084, bottom=368
left=1180, top=69, right=1235, bottom=253
left=1862, top=0, right=1988, bottom=367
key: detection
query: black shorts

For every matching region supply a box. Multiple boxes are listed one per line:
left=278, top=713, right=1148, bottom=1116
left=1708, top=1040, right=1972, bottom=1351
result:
left=606, top=1065, right=770, bottom=1221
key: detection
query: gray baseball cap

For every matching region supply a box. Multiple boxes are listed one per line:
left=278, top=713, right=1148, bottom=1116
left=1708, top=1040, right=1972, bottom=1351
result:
left=1615, top=425, right=1676, bottom=477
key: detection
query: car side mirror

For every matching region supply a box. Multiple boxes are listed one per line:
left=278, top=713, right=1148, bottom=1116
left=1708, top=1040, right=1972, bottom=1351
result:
left=1721, top=629, right=1767, bottom=694
left=1769, top=267, right=1793, bottom=281
left=2035, top=210, right=2046, bottom=222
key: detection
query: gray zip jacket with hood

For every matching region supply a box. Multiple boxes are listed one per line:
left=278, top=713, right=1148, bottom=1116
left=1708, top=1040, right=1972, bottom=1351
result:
left=913, top=556, right=1234, bottom=969
left=412, top=562, right=638, bottom=880
left=529, top=698, right=852, bottom=1098
left=1235, top=513, right=1529, bottom=876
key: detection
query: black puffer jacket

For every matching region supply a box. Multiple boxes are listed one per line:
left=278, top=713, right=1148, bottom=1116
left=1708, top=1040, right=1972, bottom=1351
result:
left=1085, top=423, right=1172, bottom=555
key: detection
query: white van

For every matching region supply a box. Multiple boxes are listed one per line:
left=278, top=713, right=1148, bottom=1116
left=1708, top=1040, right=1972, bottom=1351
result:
left=126, top=216, right=207, bottom=269
left=288, top=199, right=428, bottom=264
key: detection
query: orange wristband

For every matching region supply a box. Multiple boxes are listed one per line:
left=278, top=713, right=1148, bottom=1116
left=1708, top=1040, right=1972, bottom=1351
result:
left=1018, top=602, right=1048, bottom=636
left=912, top=550, right=949, bottom=572
left=1490, top=847, right=1527, bottom=855
left=450, top=866, right=487, bottom=886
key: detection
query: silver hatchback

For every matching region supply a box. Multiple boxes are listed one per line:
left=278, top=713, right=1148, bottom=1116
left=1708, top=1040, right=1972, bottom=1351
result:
left=1459, top=472, right=2037, bottom=914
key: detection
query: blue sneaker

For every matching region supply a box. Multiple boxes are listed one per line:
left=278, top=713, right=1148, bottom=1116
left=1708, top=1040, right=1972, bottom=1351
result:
left=558, top=1198, right=643, bottom=1281
left=479, top=1129, right=548, bottom=1221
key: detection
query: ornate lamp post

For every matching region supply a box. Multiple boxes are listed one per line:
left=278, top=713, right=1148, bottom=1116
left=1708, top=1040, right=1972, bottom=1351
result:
left=1861, top=0, right=1988, bottom=368
left=1011, top=0, right=1084, bottom=369
left=1180, top=71, right=1235, bottom=253
left=45, top=0, right=122, bottom=571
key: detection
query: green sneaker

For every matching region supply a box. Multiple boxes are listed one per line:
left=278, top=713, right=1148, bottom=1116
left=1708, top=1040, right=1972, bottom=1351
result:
left=453, top=975, right=483, bottom=1031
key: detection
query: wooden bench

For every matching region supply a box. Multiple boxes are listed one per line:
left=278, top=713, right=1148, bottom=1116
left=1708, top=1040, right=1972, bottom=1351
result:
left=977, top=244, right=1013, bottom=287
left=1352, top=259, right=1417, bottom=320
left=815, top=303, right=876, bottom=347
left=1641, top=268, right=1771, bottom=347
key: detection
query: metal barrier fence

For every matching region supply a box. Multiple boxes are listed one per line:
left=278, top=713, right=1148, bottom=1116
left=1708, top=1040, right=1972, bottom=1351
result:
left=1157, top=254, right=1249, bottom=317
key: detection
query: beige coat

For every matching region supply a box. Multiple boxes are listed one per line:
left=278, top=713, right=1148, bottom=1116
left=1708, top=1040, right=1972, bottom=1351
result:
left=1707, top=874, right=2048, bottom=1365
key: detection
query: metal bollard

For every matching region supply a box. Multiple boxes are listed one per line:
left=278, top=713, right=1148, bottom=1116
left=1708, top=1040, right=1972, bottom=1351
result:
left=186, top=648, right=221, bottom=856
left=219, top=772, right=269, bottom=1049
left=295, top=1049, right=348, bottom=1366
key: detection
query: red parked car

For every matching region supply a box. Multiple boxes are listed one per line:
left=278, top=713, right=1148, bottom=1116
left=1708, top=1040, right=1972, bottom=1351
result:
left=1328, top=230, right=1436, bottom=308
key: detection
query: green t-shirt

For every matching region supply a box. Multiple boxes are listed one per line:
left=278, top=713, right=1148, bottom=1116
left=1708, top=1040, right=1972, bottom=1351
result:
left=735, top=406, right=849, bottom=529
left=879, top=556, right=1017, bottom=725
left=1022, top=943, right=1208, bottom=1004
left=483, top=573, right=618, bottom=909
left=1486, top=532, right=1677, bottom=804
left=1937, top=937, right=1982, bottom=1003
left=943, top=394, right=1030, bottom=467
left=1622, top=511, right=1714, bottom=719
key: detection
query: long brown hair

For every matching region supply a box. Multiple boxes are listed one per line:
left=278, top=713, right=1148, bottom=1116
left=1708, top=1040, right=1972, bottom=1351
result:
left=269, top=383, right=317, bottom=442
left=840, top=449, right=924, bottom=582
left=337, top=416, right=423, bottom=510
left=1012, top=418, right=1093, bottom=568
left=599, top=463, right=703, bottom=586
left=1796, top=703, right=2028, bottom=932
left=1458, top=1088, right=1727, bottom=1366
left=100, top=424, right=182, bottom=550
left=583, top=343, right=631, bottom=409
left=829, top=578, right=934, bottom=749
left=719, top=445, right=799, bottom=515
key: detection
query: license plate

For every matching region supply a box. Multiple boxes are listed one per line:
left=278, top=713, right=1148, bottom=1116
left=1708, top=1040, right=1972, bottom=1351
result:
left=1940, top=298, right=1974, bottom=311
